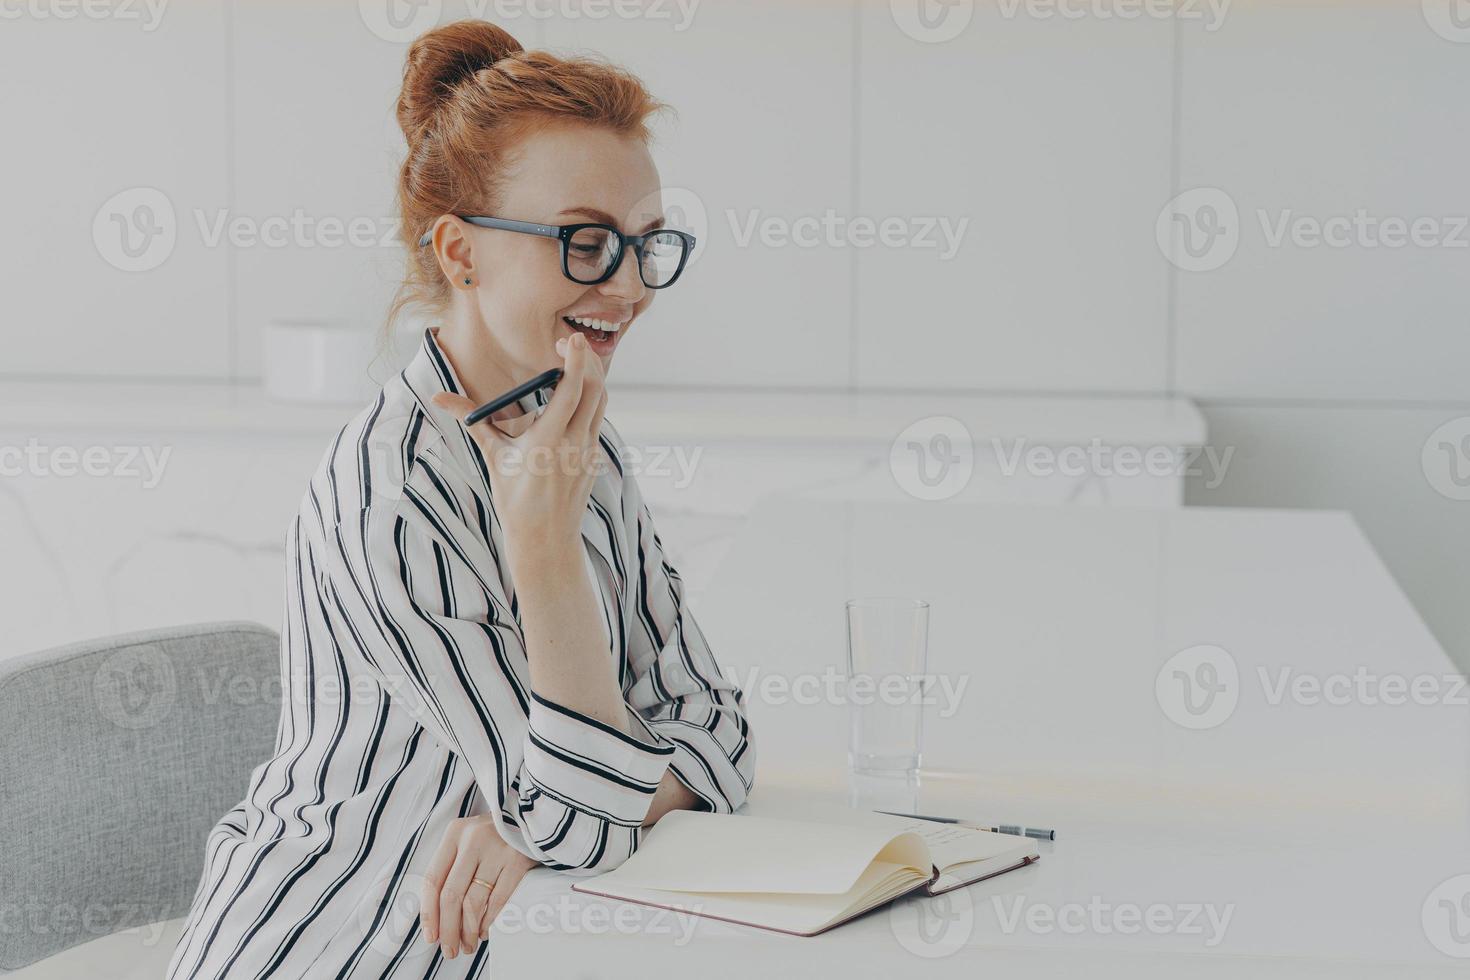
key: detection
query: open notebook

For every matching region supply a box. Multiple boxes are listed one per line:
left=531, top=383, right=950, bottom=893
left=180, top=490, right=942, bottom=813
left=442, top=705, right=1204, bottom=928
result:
left=570, top=809, right=1040, bottom=937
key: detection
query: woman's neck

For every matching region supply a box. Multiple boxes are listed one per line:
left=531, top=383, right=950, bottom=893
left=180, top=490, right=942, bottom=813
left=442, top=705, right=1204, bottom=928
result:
left=434, top=317, right=536, bottom=436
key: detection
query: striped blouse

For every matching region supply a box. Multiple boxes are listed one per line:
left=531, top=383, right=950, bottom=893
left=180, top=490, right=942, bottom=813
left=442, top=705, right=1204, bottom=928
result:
left=166, top=327, right=755, bottom=979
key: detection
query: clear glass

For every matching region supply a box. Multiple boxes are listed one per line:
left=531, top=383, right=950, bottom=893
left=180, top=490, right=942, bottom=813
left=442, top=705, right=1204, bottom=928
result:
left=845, top=597, right=930, bottom=775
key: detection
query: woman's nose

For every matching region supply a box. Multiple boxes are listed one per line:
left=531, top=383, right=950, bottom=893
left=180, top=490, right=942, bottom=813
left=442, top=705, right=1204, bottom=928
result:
left=600, top=244, right=647, bottom=302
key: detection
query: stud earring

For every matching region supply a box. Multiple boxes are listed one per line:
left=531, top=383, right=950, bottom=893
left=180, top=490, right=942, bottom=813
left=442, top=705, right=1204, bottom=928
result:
left=463, top=277, right=472, bottom=286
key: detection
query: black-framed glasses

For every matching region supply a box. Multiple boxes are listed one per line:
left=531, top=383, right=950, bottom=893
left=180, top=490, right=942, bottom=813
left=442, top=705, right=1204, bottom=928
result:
left=418, top=215, right=696, bottom=289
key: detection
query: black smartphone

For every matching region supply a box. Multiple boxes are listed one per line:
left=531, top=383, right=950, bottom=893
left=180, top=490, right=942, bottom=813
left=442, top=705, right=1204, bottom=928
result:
left=463, top=368, right=563, bottom=427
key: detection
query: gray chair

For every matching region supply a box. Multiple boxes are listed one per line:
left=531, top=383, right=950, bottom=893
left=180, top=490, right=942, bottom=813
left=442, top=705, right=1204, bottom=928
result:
left=0, top=622, right=281, bottom=973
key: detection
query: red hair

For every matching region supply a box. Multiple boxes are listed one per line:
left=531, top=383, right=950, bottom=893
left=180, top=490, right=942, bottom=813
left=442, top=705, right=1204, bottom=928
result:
left=391, top=19, right=665, bottom=325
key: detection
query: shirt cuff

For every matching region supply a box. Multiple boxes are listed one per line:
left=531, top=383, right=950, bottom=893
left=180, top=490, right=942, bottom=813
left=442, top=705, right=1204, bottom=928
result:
left=524, top=692, right=675, bottom=827
left=638, top=718, right=732, bottom=813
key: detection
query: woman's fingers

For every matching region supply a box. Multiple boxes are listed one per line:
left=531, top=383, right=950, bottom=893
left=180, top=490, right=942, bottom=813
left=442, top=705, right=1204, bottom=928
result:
left=419, top=829, right=460, bottom=946
left=437, top=847, right=479, bottom=957
left=567, top=350, right=606, bottom=440
left=539, top=334, right=588, bottom=433
left=591, top=387, right=609, bottom=441
left=478, top=858, right=534, bottom=939
left=464, top=865, right=500, bottom=944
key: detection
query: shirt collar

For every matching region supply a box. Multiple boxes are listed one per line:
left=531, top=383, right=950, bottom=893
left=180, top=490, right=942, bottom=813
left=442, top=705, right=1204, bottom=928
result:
left=409, top=325, right=549, bottom=424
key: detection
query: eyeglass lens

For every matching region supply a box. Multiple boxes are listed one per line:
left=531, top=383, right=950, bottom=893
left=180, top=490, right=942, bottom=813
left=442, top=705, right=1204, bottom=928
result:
left=566, top=226, right=686, bottom=287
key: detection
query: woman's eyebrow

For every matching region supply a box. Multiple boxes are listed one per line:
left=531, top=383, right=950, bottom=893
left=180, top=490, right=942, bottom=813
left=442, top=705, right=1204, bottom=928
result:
left=558, top=205, right=666, bottom=233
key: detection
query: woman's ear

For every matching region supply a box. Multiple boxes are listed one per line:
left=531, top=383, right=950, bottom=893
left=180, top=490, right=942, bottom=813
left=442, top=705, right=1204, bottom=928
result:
left=431, top=216, right=477, bottom=289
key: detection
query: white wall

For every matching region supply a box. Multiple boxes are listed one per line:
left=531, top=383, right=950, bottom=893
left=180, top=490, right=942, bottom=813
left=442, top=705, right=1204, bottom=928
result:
left=1171, top=3, right=1470, bottom=671
left=1, top=1, right=1465, bottom=668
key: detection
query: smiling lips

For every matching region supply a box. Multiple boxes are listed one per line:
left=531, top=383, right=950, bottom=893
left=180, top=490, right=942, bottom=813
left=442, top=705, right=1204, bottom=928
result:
left=564, top=313, right=625, bottom=333
left=561, top=313, right=628, bottom=355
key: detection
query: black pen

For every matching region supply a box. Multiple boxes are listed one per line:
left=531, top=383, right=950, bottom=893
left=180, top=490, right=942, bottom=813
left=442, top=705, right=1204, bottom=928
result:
left=876, top=809, right=1057, bottom=841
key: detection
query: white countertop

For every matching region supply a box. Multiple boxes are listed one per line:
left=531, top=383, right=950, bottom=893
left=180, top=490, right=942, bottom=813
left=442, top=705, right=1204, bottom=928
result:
left=490, top=500, right=1469, bottom=976
left=0, top=379, right=1206, bottom=447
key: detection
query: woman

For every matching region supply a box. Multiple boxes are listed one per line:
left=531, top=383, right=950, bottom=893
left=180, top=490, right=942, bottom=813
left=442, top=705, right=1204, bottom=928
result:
left=167, top=20, right=754, bottom=978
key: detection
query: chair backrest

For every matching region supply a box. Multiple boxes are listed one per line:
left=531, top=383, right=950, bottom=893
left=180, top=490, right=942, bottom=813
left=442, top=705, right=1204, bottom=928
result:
left=0, top=622, right=281, bottom=972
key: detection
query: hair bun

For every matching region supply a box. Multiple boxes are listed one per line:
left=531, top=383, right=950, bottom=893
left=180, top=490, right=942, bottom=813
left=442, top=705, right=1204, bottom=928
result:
left=397, top=19, right=525, bottom=142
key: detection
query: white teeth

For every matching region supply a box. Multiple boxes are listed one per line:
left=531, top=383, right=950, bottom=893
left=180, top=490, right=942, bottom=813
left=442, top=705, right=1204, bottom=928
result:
left=568, top=315, right=622, bottom=332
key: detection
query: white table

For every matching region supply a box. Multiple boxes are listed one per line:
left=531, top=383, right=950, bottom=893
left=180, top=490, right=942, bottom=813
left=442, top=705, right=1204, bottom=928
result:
left=490, top=500, right=1470, bottom=977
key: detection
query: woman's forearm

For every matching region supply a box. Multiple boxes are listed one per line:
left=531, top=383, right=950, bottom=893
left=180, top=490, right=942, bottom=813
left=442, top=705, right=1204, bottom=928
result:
left=510, top=534, right=632, bottom=735
left=513, top=535, right=702, bottom=825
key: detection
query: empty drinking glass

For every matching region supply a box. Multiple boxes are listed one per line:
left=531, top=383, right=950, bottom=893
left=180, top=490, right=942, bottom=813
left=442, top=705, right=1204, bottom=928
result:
left=845, top=597, right=930, bottom=776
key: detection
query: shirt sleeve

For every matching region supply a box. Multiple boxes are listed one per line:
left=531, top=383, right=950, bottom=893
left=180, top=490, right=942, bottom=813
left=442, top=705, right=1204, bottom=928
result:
left=621, top=484, right=756, bottom=815
left=318, top=468, right=674, bottom=874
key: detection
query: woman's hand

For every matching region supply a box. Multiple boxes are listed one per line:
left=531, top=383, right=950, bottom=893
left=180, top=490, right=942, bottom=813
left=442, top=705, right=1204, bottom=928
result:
left=434, top=332, right=608, bottom=566
left=420, top=814, right=538, bottom=959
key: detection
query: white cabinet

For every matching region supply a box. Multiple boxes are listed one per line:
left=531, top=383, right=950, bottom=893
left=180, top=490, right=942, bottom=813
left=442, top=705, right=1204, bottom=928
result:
left=0, top=382, right=1203, bottom=659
